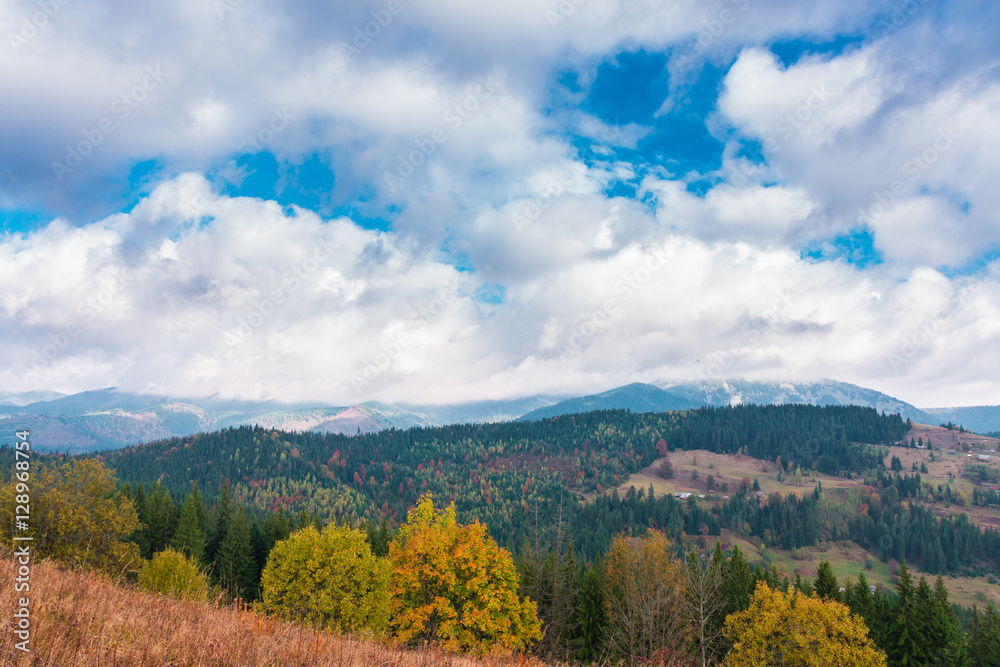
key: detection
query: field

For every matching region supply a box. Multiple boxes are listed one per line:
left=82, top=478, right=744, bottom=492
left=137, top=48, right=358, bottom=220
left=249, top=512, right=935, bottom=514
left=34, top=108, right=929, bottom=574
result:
left=0, top=559, right=549, bottom=667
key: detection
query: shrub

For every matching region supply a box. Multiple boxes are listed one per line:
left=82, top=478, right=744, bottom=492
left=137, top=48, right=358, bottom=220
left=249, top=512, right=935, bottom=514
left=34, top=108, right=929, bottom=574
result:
left=138, top=548, right=210, bottom=601
left=260, top=523, right=390, bottom=634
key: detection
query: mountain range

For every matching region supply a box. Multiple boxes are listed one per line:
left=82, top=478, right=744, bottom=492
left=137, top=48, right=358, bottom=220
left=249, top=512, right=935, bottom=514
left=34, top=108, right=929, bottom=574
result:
left=1, top=379, right=998, bottom=453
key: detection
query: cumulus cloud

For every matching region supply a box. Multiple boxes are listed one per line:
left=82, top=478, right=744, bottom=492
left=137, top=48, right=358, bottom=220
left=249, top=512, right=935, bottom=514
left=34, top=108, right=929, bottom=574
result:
left=2, top=0, right=999, bottom=408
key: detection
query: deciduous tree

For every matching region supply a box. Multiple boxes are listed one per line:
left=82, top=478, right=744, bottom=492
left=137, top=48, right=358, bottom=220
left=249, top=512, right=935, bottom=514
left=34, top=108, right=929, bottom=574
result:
left=260, top=523, right=390, bottom=634
left=724, top=582, right=887, bottom=667
left=388, top=495, right=541, bottom=655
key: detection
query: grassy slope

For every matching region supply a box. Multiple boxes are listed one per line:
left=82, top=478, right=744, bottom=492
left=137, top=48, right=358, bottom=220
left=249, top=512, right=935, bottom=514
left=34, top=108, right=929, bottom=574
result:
left=614, top=426, right=1000, bottom=609
left=0, top=559, right=549, bottom=667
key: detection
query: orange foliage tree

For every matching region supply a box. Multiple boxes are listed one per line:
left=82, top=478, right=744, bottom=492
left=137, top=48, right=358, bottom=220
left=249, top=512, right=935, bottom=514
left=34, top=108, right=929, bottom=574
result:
left=388, top=495, right=541, bottom=655
left=602, top=529, right=689, bottom=665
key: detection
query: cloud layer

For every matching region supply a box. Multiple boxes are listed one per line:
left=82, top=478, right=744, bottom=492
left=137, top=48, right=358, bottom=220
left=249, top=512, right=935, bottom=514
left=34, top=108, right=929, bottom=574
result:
left=2, top=0, right=999, bottom=408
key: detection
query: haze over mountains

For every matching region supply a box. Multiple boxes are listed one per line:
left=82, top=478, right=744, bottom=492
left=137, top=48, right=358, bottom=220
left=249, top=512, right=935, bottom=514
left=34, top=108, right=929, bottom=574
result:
left=2, top=379, right=999, bottom=454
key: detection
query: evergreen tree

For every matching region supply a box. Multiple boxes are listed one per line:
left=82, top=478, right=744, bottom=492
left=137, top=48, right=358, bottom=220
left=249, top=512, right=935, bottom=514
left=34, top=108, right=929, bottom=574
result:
left=889, top=563, right=922, bottom=667
left=925, top=575, right=967, bottom=667
left=968, top=604, right=1000, bottom=667
left=171, top=491, right=206, bottom=563
left=574, top=559, right=606, bottom=663
left=214, top=505, right=257, bottom=600
left=814, top=560, right=839, bottom=601
left=205, top=481, right=234, bottom=566
left=144, top=482, right=177, bottom=555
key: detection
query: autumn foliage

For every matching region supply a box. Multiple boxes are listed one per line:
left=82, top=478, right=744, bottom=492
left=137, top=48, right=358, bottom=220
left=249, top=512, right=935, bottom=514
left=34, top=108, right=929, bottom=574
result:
left=723, top=582, right=887, bottom=667
left=388, top=495, right=542, bottom=655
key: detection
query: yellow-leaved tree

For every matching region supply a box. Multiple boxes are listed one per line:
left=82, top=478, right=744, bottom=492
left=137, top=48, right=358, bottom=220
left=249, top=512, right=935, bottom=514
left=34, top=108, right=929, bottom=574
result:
left=259, top=523, right=390, bottom=634
left=388, top=495, right=541, bottom=655
left=0, top=458, right=140, bottom=575
left=724, top=581, right=887, bottom=667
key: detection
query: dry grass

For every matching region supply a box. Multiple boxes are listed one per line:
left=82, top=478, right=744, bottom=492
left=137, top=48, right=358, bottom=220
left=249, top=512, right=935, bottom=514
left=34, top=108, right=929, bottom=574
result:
left=0, top=559, right=551, bottom=667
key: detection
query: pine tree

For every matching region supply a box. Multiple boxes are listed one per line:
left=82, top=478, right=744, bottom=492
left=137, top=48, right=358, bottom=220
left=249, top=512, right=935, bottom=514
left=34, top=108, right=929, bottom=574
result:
left=925, top=575, right=967, bottom=667
left=205, top=481, right=234, bottom=566
left=171, top=491, right=206, bottom=563
left=889, top=563, right=922, bottom=667
left=814, top=560, right=840, bottom=601
left=968, top=604, right=1000, bottom=667
left=145, top=482, right=177, bottom=555
left=215, top=505, right=257, bottom=600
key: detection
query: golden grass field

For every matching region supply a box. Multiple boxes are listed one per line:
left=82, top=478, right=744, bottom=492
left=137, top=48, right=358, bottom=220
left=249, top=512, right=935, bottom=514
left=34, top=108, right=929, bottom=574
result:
left=0, top=559, right=550, bottom=667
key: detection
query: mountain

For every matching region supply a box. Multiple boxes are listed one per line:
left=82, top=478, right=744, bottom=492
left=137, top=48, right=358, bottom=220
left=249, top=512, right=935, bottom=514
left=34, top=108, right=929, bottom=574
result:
left=922, top=406, right=1000, bottom=434
left=0, top=389, right=66, bottom=408
left=653, top=379, right=933, bottom=423
left=517, top=383, right=698, bottom=421
left=0, top=388, right=559, bottom=453
left=0, top=378, right=948, bottom=453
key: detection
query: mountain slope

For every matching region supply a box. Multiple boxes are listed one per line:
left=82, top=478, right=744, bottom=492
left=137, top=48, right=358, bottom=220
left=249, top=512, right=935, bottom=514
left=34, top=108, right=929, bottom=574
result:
left=517, top=383, right=698, bottom=421
left=922, top=406, right=1000, bottom=434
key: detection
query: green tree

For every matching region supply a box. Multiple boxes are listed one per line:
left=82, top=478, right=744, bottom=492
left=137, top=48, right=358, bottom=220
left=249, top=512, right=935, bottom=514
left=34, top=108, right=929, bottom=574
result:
left=388, top=495, right=541, bottom=655
left=259, top=523, right=390, bottom=633
left=138, top=548, right=210, bottom=601
left=968, top=604, right=1000, bottom=667
left=144, top=481, right=177, bottom=555
left=814, top=560, right=840, bottom=601
left=889, top=563, right=922, bottom=667
left=215, top=505, right=256, bottom=600
left=171, top=490, right=206, bottom=563
left=205, top=481, right=234, bottom=566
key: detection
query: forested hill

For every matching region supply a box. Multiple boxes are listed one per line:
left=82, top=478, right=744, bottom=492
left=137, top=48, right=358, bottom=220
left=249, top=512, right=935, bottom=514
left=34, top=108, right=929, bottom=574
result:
left=92, top=405, right=906, bottom=549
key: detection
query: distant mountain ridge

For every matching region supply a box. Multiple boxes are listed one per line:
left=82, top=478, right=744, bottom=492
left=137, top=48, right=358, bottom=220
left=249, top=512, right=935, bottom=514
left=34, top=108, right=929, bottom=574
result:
left=2, top=379, right=998, bottom=453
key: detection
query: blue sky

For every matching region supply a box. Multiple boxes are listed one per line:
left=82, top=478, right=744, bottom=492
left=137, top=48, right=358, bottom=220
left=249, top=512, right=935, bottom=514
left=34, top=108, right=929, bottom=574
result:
left=1, top=0, right=999, bottom=407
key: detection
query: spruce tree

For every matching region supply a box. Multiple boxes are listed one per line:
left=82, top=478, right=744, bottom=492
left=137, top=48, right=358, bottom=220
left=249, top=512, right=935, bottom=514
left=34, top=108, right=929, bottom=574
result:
left=889, top=563, right=922, bottom=667
left=205, top=481, right=234, bottom=566
left=814, top=560, right=839, bottom=601
left=171, top=492, right=206, bottom=563
left=145, top=482, right=177, bottom=555
left=215, top=505, right=257, bottom=600
left=968, top=604, right=1000, bottom=667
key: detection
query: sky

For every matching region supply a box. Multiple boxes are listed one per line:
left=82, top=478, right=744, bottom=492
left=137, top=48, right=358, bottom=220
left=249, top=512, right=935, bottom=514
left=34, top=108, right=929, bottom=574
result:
left=1, top=0, right=999, bottom=409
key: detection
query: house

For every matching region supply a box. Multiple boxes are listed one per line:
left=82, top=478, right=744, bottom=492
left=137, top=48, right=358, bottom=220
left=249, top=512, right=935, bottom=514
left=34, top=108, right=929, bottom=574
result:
left=673, top=492, right=692, bottom=500
left=978, top=454, right=990, bottom=461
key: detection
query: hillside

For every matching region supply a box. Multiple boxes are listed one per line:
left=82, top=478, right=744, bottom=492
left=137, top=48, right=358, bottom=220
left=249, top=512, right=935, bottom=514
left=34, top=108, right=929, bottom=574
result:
left=0, top=559, right=540, bottom=667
